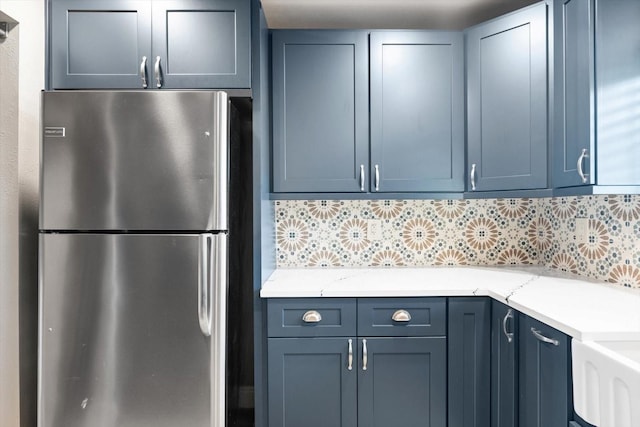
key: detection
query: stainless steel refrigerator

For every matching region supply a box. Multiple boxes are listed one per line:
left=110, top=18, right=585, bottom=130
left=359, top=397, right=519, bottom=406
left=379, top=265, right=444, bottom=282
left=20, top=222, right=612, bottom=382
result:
left=39, top=91, right=249, bottom=427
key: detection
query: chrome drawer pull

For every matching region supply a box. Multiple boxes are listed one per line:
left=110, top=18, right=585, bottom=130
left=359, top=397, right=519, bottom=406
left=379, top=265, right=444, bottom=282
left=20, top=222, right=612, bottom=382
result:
left=531, top=328, right=559, bottom=346
left=302, top=310, right=322, bottom=323
left=374, top=164, right=380, bottom=192
left=362, top=339, right=368, bottom=371
left=139, top=56, right=148, bottom=88
left=359, top=164, right=365, bottom=192
left=503, top=309, right=514, bottom=343
left=470, top=163, right=477, bottom=191
left=577, top=148, right=589, bottom=184
left=391, top=309, right=411, bottom=322
left=347, top=339, right=353, bottom=371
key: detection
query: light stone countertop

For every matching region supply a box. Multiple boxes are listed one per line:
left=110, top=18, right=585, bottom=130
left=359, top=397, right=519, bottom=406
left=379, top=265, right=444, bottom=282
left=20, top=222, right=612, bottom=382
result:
left=261, top=266, right=640, bottom=341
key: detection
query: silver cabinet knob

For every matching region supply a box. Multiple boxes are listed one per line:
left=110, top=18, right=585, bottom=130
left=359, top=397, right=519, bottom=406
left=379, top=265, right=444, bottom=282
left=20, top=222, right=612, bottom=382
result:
left=362, top=339, right=368, bottom=371
left=154, top=56, right=162, bottom=88
left=359, top=164, right=365, bottom=192
left=391, top=309, right=412, bottom=322
left=302, top=310, right=322, bottom=323
left=347, top=339, right=353, bottom=371
left=374, top=164, right=380, bottom=192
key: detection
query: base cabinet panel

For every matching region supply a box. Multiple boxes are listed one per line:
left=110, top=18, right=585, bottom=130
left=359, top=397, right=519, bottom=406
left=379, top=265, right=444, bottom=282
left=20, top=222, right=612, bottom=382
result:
left=358, top=337, right=446, bottom=427
left=448, top=298, right=491, bottom=427
left=267, top=338, right=357, bottom=427
left=519, top=315, right=572, bottom=427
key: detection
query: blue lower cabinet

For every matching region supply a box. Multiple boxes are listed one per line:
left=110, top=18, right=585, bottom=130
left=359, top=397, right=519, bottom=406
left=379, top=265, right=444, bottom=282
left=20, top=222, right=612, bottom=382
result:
left=267, top=337, right=357, bottom=427
left=491, top=301, right=519, bottom=427
left=519, top=315, right=572, bottom=427
left=358, top=337, right=447, bottom=427
left=448, top=298, right=491, bottom=427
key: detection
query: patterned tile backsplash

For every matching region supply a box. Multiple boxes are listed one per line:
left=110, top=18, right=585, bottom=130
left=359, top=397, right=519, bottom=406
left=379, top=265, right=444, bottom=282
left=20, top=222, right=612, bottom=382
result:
left=274, top=195, right=640, bottom=289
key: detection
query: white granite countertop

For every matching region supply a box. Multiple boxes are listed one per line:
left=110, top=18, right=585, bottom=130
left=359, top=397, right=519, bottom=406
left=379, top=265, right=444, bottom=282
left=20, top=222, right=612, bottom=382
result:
left=261, top=266, right=640, bottom=341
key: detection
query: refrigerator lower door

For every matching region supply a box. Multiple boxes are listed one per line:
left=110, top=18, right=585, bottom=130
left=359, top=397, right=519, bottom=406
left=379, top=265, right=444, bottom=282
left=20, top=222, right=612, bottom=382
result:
left=39, top=233, right=227, bottom=427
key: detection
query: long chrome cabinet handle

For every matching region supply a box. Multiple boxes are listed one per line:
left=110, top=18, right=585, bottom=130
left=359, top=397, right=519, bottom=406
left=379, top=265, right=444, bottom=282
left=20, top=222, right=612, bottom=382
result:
left=374, top=165, right=380, bottom=192
left=347, top=339, right=353, bottom=371
left=198, top=234, right=213, bottom=336
left=362, top=339, right=368, bottom=371
left=360, top=164, right=365, bottom=192
left=502, top=309, right=514, bottom=343
left=154, top=56, right=162, bottom=88
left=140, top=56, right=148, bottom=88
left=530, top=327, right=559, bottom=346
left=470, top=163, right=477, bottom=191
left=577, top=148, right=589, bottom=184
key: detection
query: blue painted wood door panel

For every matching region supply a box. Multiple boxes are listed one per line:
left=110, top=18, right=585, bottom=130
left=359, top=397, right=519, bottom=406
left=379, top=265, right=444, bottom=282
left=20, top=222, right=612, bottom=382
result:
left=519, top=315, right=572, bottom=427
left=50, top=0, right=152, bottom=89
left=357, top=337, right=446, bottom=427
left=466, top=3, right=548, bottom=192
left=268, top=338, right=357, bottom=427
left=369, top=31, right=465, bottom=192
left=491, top=300, right=518, bottom=427
left=552, top=0, right=596, bottom=188
left=151, top=0, right=250, bottom=89
left=448, top=298, right=491, bottom=427
left=271, top=31, right=369, bottom=193
left=49, top=0, right=250, bottom=89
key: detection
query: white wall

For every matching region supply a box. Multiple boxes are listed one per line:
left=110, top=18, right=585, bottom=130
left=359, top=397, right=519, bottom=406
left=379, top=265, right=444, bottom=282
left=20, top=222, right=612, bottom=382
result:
left=0, top=2, right=45, bottom=426
left=0, top=11, right=20, bottom=427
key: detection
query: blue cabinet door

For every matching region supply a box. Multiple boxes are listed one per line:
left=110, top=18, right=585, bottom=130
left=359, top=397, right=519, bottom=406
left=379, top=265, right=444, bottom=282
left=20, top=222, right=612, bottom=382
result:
left=267, top=338, right=357, bottom=427
left=151, top=0, right=250, bottom=89
left=369, top=31, right=464, bottom=193
left=448, top=298, right=491, bottom=427
left=271, top=31, right=369, bottom=193
left=519, top=315, right=572, bottom=427
left=466, top=3, right=548, bottom=192
left=594, top=0, right=640, bottom=186
left=491, top=301, right=518, bottom=427
left=357, top=337, right=446, bottom=427
left=49, top=0, right=250, bottom=89
left=50, top=0, right=152, bottom=89
left=552, top=0, right=596, bottom=188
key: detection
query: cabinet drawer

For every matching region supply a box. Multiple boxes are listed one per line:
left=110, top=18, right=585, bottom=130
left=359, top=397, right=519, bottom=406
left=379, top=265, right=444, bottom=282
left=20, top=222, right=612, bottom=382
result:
left=267, top=298, right=357, bottom=337
left=357, top=298, right=446, bottom=337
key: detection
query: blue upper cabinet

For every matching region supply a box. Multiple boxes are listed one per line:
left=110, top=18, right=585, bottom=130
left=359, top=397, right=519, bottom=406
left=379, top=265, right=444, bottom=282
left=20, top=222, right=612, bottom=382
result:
left=553, top=0, right=640, bottom=190
left=271, top=31, right=370, bottom=193
left=466, top=2, right=548, bottom=192
left=151, top=0, right=250, bottom=89
left=552, top=0, right=595, bottom=188
left=369, top=32, right=465, bottom=193
left=49, top=0, right=152, bottom=89
left=49, top=0, right=250, bottom=89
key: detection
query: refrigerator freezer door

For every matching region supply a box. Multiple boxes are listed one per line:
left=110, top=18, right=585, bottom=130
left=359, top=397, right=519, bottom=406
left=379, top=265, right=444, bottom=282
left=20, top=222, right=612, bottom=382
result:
left=40, top=90, right=228, bottom=231
left=39, top=233, right=227, bottom=427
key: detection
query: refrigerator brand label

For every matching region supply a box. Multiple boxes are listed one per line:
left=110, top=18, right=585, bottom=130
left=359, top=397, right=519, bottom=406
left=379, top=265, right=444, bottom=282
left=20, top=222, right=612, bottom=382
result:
left=44, top=127, right=65, bottom=137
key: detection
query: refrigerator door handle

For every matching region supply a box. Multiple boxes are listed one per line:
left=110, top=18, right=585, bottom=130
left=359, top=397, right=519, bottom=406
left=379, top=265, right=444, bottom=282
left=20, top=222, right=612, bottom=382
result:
left=211, top=233, right=228, bottom=427
left=198, top=234, right=213, bottom=336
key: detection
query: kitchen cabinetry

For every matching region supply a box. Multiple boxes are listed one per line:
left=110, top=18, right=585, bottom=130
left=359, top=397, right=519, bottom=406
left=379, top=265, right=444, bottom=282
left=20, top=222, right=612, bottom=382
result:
left=448, top=298, right=491, bottom=427
left=466, top=2, right=548, bottom=192
left=49, top=0, right=250, bottom=89
left=491, top=301, right=518, bottom=427
left=519, top=315, right=572, bottom=427
left=553, top=0, right=640, bottom=190
left=271, top=30, right=464, bottom=194
left=369, top=31, right=464, bottom=193
left=271, top=31, right=369, bottom=193
left=267, top=298, right=447, bottom=427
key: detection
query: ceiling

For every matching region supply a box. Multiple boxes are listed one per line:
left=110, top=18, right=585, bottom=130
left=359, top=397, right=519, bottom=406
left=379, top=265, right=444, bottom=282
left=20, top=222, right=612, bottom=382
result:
left=260, top=0, right=540, bottom=30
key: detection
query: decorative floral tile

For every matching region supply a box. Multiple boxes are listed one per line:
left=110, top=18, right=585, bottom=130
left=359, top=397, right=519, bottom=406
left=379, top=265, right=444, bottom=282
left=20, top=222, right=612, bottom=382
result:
left=274, top=195, right=640, bottom=289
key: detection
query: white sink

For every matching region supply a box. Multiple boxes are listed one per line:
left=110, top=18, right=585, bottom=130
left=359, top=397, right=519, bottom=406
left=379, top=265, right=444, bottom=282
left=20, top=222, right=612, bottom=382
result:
left=572, top=339, right=640, bottom=427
